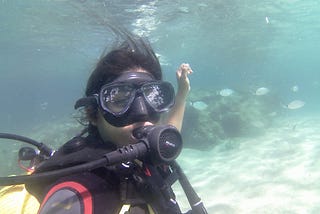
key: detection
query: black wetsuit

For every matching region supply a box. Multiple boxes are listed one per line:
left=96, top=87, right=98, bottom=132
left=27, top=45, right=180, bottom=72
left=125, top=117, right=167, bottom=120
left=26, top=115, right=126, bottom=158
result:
left=26, top=134, right=182, bottom=214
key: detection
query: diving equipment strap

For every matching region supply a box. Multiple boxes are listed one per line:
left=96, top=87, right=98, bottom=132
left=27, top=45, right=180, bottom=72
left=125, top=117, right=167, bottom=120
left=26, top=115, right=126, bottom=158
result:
left=119, top=204, right=130, bottom=214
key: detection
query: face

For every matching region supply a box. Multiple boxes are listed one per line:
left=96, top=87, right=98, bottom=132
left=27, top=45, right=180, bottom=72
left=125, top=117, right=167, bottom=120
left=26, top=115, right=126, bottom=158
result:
left=92, top=68, right=158, bottom=147
left=94, top=110, right=154, bottom=146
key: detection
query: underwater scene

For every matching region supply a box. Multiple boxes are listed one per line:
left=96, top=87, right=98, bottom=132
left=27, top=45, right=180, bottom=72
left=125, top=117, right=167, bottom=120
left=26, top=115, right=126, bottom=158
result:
left=0, top=0, right=320, bottom=213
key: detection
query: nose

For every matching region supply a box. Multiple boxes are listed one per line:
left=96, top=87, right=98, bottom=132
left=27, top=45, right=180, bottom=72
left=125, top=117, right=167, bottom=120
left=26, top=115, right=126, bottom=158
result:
left=129, top=96, right=149, bottom=122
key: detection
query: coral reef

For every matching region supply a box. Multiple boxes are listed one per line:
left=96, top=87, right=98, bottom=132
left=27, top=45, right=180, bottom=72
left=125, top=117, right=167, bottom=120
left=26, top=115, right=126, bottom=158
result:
left=181, top=88, right=280, bottom=150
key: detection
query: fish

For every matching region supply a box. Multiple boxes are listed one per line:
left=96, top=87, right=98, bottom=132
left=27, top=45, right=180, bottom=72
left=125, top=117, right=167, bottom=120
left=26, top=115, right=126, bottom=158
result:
left=40, top=102, right=48, bottom=110
left=286, top=100, right=305, bottom=110
left=191, top=101, right=208, bottom=111
left=265, top=16, right=269, bottom=24
left=291, top=85, right=299, bottom=92
left=219, top=88, right=234, bottom=97
left=268, top=112, right=277, bottom=117
left=251, top=121, right=265, bottom=128
left=197, top=3, right=208, bottom=7
left=178, top=7, right=189, bottom=13
left=255, top=87, right=269, bottom=96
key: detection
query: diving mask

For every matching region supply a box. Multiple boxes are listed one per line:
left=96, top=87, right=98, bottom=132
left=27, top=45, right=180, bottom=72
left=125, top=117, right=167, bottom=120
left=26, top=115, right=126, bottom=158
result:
left=75, top=72, right=175, bottom=127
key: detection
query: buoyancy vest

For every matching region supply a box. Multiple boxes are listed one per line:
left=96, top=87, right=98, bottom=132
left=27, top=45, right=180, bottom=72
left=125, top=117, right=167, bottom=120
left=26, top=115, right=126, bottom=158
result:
left=0, top=184, right=39, bottom=214
left=26, top=134, right=182, bottom=214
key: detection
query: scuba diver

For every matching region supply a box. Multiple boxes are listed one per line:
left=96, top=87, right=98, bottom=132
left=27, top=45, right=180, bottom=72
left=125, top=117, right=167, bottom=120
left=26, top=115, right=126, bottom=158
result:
left=0, top=32, right=207, bottom=214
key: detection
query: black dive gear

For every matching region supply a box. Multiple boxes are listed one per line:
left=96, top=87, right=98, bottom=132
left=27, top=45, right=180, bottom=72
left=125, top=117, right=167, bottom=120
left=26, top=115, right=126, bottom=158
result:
left=75, top=72, right=175, bottom=127
left=0, top=125, right=208, bottom=214
left=0, top=133, right=54, bottom=158
left=0, top=125, right=181, bottom=185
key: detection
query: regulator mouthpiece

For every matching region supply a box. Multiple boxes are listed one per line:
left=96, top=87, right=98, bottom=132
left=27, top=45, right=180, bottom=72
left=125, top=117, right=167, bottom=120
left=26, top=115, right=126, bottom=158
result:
left=133, top=125, right=183, bottom=164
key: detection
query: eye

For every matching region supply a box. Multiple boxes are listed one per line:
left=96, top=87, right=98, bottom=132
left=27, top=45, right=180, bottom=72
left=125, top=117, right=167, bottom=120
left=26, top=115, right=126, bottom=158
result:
left=142, top=82, right=175, bottom=111
left=103, top=85, right=134, bottom=114
left=143, top=84, right=166, bottom=108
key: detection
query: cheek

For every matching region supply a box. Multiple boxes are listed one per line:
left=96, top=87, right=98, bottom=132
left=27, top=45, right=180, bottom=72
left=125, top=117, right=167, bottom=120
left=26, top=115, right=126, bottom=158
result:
left=97, top=116, right=134, bottom=146
left=113, top=126, right=135, bottom=146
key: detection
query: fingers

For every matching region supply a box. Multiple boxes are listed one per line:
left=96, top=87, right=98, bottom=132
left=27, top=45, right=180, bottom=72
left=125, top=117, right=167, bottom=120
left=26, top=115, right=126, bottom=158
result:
left=177, top=63, right=193, bottom=79
left=181, top=63, right=193, bottom=74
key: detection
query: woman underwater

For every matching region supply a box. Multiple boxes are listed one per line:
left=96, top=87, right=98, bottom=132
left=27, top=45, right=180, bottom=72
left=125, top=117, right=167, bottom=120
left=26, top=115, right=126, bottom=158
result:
left=21, top=32, right=198, bottom=214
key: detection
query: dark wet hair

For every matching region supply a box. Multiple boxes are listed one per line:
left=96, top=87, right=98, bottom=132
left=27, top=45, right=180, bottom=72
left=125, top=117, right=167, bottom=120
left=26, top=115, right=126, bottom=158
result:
left=83, top=33, right=162, bottom=126
left=85, top=35, right=162, bottom=97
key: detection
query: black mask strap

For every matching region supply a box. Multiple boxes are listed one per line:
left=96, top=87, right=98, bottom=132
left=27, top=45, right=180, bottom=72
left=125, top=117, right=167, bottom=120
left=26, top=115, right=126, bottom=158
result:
left=74, top=96, right=98, bottom=109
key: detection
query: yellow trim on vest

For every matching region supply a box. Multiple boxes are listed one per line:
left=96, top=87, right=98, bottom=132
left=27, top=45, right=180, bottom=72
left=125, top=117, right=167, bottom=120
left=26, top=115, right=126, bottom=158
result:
left=147, top=204, right=156, bottom=214
left=118, top=203, right=156, bottom=214
left=0, top=184, right=39, bottom=214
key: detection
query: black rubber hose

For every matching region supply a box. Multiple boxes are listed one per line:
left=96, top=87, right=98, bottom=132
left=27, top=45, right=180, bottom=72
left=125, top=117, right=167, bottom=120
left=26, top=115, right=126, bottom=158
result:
left=172, top=161, right=208, bottom=214
left=0, top=142, right=148, bottom=186
left=0, top=133, right=54, bottom=157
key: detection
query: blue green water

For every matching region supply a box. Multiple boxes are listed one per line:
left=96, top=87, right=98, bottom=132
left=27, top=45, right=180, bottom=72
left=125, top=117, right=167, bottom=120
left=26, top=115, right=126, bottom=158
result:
left=0, top=0, right=320, bottom=213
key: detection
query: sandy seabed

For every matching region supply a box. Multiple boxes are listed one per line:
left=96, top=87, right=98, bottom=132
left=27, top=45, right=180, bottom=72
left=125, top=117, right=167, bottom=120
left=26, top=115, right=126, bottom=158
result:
left=175, top=116, right=320, bottom=214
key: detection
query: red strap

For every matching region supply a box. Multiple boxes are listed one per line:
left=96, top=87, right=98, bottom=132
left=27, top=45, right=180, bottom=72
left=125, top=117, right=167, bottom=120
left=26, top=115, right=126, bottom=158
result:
left=38, top=181, right=93, bottom=214
left=144, top=166, right=152, bottom=177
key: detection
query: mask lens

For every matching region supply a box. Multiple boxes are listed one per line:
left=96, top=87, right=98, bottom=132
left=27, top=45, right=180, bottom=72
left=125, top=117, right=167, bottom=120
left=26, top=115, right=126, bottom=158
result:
left=142, top=82, right=174, bottom=112
left=100, top=84, right=135, bottom=115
